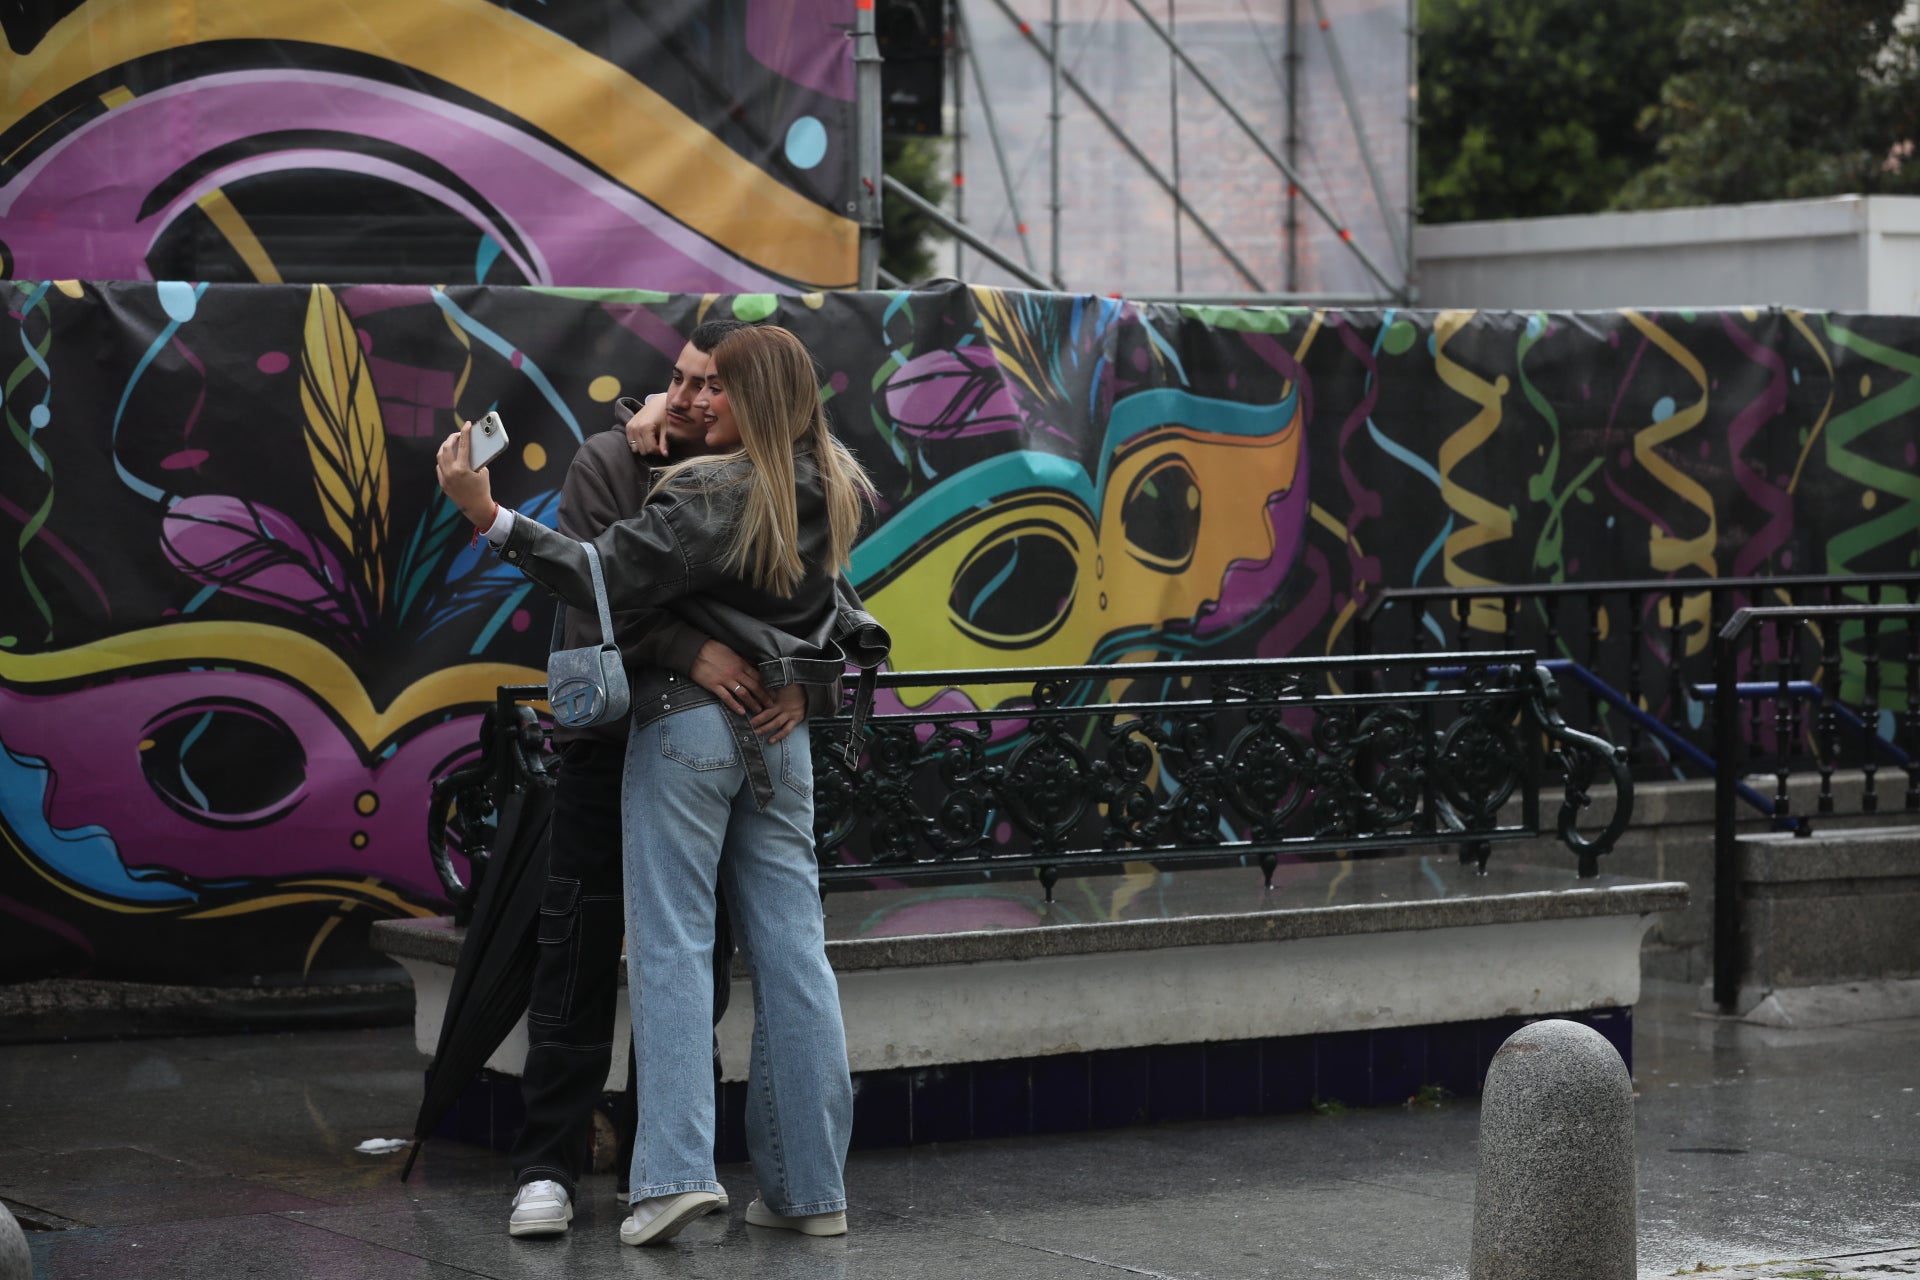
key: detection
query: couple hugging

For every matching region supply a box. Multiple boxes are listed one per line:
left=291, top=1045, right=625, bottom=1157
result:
left=435, top=321, right=883, bottom=1246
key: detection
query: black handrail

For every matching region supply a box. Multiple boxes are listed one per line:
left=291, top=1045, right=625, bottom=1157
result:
left=1710, top=603, right=1920, bottom=1010
left=1353, top=573, right=1920, bottom=776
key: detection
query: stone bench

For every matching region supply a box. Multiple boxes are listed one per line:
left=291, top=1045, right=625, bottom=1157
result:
left=373, top=858, right=1686, bottom=1154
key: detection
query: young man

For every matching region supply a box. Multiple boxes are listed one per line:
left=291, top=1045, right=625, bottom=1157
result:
left=507, top=320, right=781, bottom=1237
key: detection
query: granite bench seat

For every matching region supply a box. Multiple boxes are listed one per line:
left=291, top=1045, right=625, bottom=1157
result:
left=374, top=858, right=1685, bottom=1151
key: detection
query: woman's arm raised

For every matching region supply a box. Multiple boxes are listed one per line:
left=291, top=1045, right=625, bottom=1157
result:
left=437, top=422, right=724, bottom=615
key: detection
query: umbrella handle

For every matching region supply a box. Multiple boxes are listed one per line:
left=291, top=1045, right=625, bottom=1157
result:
left=427, top=759, right=492, bottom=908
left=426, top=691, right=556, bottom=915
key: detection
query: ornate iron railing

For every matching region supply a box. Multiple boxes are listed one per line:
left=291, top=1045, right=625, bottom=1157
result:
left=1709, top=603, right=1920, bottom=1009
left=808, top=652, right=1634, bottom=894
left=1352, top=573, right=1920, bottom=778
left=428, top=655, right=1635, bottom=911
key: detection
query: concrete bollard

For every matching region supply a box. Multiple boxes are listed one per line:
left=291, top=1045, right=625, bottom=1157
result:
left=1470, top=1018, right=1636, bottom=1280
left=0, top=1199, right=28, bottom=1280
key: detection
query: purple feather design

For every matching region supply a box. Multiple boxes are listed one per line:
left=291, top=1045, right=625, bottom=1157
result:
left=162, top=495, right=370, bottom=637
left=884, top=347, right=1024, bottom=439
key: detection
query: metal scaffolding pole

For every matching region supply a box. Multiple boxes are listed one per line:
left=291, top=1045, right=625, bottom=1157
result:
left=1169, top=0, right=1183, bottom=292
left=1049, top=0, right=1063, bottom=289
left=955, top=0, right=1042, bottom=277
left=985, top=0, right=1267, bottom=290
left=1307, top=0, right=1408, bottom=275
left=1116, top=0, right=1402, bottom=297
left=1285, top=0, right=1299, bottom=293
left=951, top=0, right=966, bottom=279
left=1405, top=0, right=1420, bottom=301
left=884, top=173, right=1052, bottom=289
left=1128, top=290, right=1396, bottom=305
left=854, top=0, right=884, bottom=289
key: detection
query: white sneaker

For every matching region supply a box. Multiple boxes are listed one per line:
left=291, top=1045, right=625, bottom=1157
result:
left=619, top=1190, right=722, bottom=1246
left=745, top=1197, right=847, bottom=1237
left=508, top=1179, right=572, bottom=1237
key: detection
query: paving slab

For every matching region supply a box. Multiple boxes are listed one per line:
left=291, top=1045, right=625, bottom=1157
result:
left=8, top=978, right=1918, bottom=1279
left=1660, top=1246, right=1920, bottom=1279
left=25, top=1212, right=478, bottom=1279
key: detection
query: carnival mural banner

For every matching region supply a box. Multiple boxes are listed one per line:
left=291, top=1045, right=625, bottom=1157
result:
left=0, top=0, right=858, bottom=290
left=2, top=281, right=1917, bottom=983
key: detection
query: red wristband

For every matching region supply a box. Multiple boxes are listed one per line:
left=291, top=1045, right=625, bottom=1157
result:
left=469, top=502, right=499, bottom=548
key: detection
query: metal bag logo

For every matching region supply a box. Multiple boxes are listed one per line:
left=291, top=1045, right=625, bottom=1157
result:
left=551, top=678, right=604, bottom=725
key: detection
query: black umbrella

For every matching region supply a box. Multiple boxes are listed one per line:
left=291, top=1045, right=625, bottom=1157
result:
left=402, top=687, right=555, bottom=1180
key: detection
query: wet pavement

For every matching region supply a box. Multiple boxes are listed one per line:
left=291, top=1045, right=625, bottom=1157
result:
left=4, top=979, right=1916, bottom=1279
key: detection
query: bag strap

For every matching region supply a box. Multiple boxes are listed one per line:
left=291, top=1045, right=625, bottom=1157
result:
left=842, top=664, right=878, bottom=770
left=580, top=541, right=618, bottom=649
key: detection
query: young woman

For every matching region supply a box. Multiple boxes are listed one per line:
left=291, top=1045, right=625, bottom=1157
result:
left=436, top=325, right=878, bottom=1246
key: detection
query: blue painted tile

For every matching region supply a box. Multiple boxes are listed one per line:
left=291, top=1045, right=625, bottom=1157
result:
left=1032, top=1053, right=1090, bottom=1134
left=850, top=1068, right=911, bottom=1150
left=1203, top=1041, right=1261, bottom=1120
left=1427, top=1019, right=1485, bottom=1097
left=1089, top=1047, right=1151, bottom=1129
left=490, top=1071, right=526, bottom=1151
left=1314, top=1031, right=1371, bottom=1108
left=431, top=1068, right=521, bottom=1150
left=1478, top=1016, right=1529, bottom=1079
left=910, top=1066, right=973, bottom=1144
left=1369, top=1026, right=1429, bottom=1107
left=1147, top=1044, right=1207, bottom=1123
left=1259, top=1034, right=1315, bottom=1115
left=971, top=1060, right=1032, bottom=1140
left=714, top=1081, right=749, bottom=1165
left=1574, top=1006, right=1635, bottom=1073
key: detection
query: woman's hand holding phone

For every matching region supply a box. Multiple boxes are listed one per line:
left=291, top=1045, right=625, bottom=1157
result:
left=436, top=422, right=498, bottom=528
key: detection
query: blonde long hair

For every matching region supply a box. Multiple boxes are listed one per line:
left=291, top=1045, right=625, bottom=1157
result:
left=650, top=325, right=876, bottom=596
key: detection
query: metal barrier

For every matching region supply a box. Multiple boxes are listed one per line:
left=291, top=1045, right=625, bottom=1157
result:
left=807, top=652, right=1632, bottom=893
left=1709, top=603, right=1920, bottom=1008
left=427, top=654, right=1636, bottom=909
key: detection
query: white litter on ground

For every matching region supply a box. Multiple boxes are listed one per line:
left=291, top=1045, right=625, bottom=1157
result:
left=354, top=1138, right=412, bottom=1155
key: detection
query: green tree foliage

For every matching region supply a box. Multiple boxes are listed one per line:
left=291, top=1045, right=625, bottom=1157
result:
left=1418, top=0, right=1695, bottom=222
left=881, top=136, right=950, bottom=283
left=1615, top=0, right=1920, bottom=208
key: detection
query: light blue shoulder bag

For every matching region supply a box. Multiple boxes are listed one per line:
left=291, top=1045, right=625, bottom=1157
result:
left=545, top=542, right=631, bottom=728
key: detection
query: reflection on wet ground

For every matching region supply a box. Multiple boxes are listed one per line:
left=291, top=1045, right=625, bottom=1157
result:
left=824, top=855, right=1648, bottom=940
left=5, top=981, right=1915, bottom=1278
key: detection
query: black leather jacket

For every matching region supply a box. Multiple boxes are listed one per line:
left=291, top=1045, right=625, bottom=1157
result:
left=500, top=445, right=885, bottom=729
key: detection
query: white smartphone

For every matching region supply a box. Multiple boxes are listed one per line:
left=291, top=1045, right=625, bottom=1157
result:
left=469, top=411, right=509, bottom=470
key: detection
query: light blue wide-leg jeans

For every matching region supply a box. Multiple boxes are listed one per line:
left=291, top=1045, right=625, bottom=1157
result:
left=622, top=701, right=852, bottom=1215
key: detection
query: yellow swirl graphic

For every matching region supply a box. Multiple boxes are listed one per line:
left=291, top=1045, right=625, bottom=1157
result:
left=1432, top=309, right=1512, bottom=633
left=1622, top=312, right=1716, bottom=576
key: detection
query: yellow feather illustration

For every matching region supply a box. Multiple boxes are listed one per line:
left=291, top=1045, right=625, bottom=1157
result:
left=971, top=286, right=1050, bottom=402
left=298, top=284, right=390, bottom=602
